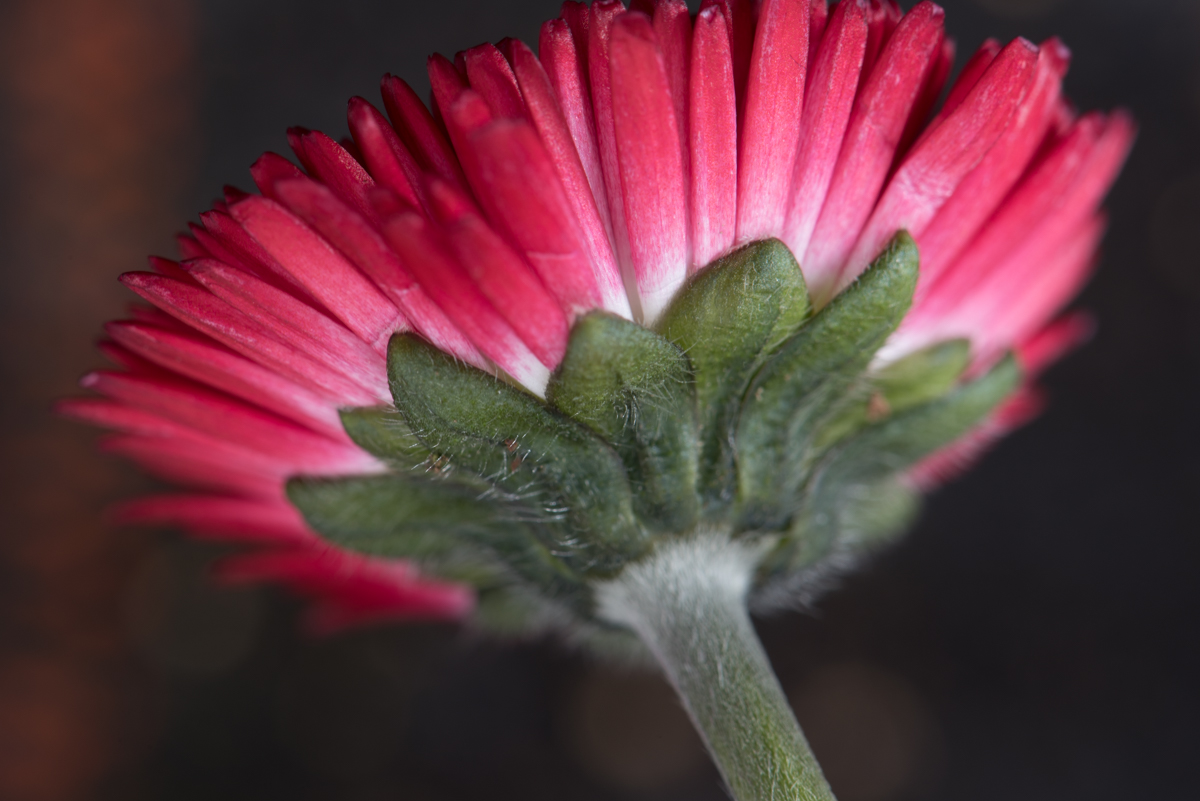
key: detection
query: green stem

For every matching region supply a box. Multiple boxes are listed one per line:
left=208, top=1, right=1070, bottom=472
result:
left=596, top=533, right=837, bottom=801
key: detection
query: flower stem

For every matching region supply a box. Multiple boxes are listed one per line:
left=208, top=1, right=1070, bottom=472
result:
left=596, top=533, right=837, bottom=801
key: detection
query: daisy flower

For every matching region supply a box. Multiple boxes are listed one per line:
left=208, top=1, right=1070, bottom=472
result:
left=62, top=1, right=1132, bottom=798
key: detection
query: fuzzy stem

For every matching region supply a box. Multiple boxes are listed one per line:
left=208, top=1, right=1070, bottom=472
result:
left=596, top=534, right=837, bottom=801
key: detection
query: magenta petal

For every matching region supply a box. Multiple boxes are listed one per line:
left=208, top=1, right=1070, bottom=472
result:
left=540, top=18, right=614, bottom=248
left=347, top=96, right=424, bottom=212
left=610, top=11, right=690, bottom=322
left=272, top=177, right=487, bottom=370
left=913, top=111, right=1134, bottom=334
left=916, top=38, right=1070, bottom=293
left=458, top=114, right=623, bottom=319
left=381, top=211, right=552, bottom=394
left=231, top=196, right=403, bottom=349
left=290, top=128, right=381, bottom=227
left=112, top=494, right=319, bottom=547
left=428, top=179, right=570, bottom=368
left=940, top=38, right=1001, bottom=119
left=102, top=433, right=293, bottom=499
left=808, top=0, right=828, bottom=73
left=214, top=549, right=473, bottom=631
left=652, top=0, right=693, bottom=199
left=897, top=35, right=955, bottom=160
left=106, top=320, right=346, bottom=438
left=511, top=39, right=626, bottom=313
left=840, top=36, right=1039, bottom=290
left=249, top=152, right=305, bottom=201
left=380, top=73, right=468, bottom=189
left=464, top=42, right=529, bottom=121
left=1015, top=311, right=1095, bottom=378
left=736, top=0, right=810, bottom=243
left=589, top=0, right=637, bottom=289
left=175, top=233, right=210, bottom=261
left=184, top=259, right=391, bottom=400
left=689, top=5, right=738, bottom=268
left=81, top=370, right=377, bottom=474
left=781, top=0, right=867, bottom=260
left=803, top=1, right=945, bottom=291
left=859, top=0, right=903, bottom=85
left=699, top=0, right=755, bottom=118
left=119, top=272, right=381, bottom=406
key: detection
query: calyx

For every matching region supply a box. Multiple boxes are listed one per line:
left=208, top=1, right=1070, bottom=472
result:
left=287, top=233, right=1019, bottom=649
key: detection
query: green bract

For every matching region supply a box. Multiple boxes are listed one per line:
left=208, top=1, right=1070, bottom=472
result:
left=288, top=233, right=1020, bottom=647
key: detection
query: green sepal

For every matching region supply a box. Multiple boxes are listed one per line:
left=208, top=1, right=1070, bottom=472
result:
left=547, top=312, right=700, bottom=533
left=286, top=473, right=588, bottom=609
left=387, top=334, right=645, bottom=577
left=781, top=353, right=1022, bottom=570
left=735, top=232, right=919, bottom=530
left=810, top=338, right=974, bottom=453
left=339, top=406, right=431, bottom=469
left=874, top=338, right=971, bottom=412
left=655, top=239, right=809, bottom=512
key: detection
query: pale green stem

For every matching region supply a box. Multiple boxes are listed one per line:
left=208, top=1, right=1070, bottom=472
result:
left=596, top=533, right=837, bottom=801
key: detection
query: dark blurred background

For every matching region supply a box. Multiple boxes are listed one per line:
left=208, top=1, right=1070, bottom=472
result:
left=0, top=0, right=1196, bottom=798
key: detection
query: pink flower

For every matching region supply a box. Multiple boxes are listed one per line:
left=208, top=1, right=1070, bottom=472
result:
left=63, top=0, right=1131, bottom=634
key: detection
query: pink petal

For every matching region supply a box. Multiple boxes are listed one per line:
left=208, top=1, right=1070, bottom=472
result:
left=288, top=128, right=381, bottom=227
left=1016, top=311, right=1095, bottom=377
left=346, top=96, right=424, bottom=212
left=463, top=42, right=529, bottom=121
left=699, top=0, right=755, bottom=118
left=119, top=272, right=381, bottom=406
left=610, top=11, right=690, bottom=322
left=381, top=211, right=552, bottom=395
left=112, top=494, right=319, bottom=546
left=859, top=0, right=903, bottom=85
left=652, top=0, right=693, bottom=199
left=803, top=1, right=945, bottom=292
left=916, top=38, right=1070, bottom=293
left=81, top=370, right=375, bottom=473
left=249, top=152, right=305, bottom=201
left=428, top=179, right=570, bottom=368
left=589, top=0, right=637, bottom=290
left=781, top=0, right=868, bottom=259
left=968, top=215, right=1107, bottom=363
left=913, top=111, right=1134, bottom=333
left=736, top=0, right=810, bottom=243
left=428, top=53, right=473, bottom=146
left=839, top=36, right=1039, bottom=291
left=689, top=5, right=738, bottom=268
left=454, top=108, right=622, bottom=318
left=940, top=38, right=1001, bottom=119
left=214, top=549, right=474, bottom=632
left=511, top=39, right=625, bottom=311
left=896, top=35, right=955, bottom=160
left=808, top=0, right=828, bottom=74
left=105, top=319, right=346, bottom=438
left=231, top=196, right=404, bottom=349
left=539, top=18, right=614, bottom=249
left=183, top=259, right=391, bottom=400
left=147, top=256, right=195, bottom=285
left=380, top=73, right=468, bottom=189
left=102, top=433, right=291, bottom=499
left=272, top=177, right=487, bottom=369
left=195, top=209, right=307, bottom=297
left=176, top=233, right=210, bottom=260
left=561, top=0, right=591, bottom=58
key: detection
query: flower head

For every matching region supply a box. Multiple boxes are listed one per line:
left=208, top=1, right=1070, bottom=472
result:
left=63, top=0, right=1131, bottom=637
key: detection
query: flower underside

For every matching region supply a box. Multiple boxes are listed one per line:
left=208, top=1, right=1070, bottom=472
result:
left=288, top=233, right=1018, bottom=649
left=61, top=0, right=1133, bottom=636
